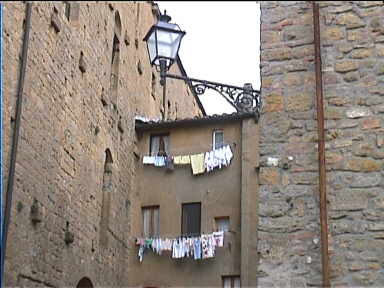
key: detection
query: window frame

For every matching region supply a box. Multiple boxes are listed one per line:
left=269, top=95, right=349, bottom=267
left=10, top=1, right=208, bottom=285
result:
left=142, top=205, right=160, bottom=237
left=181, top=202, right=201, bottom=236
left=213, top=129, right=224, bottom=150
left=222, top=275, right=241, bottom=288
left=149, top=133, right=170, bottom=156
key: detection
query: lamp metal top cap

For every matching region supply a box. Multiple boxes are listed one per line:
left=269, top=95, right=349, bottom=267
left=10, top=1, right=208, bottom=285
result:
left=159, top=10, right=171, bottom=23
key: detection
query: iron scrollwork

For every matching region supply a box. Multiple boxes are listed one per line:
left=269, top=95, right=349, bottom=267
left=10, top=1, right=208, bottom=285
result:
left=166, top=73, right=261, bottom=117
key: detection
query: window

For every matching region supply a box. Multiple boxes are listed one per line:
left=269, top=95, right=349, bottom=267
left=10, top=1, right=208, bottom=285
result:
left=182, top=203, right=201, bottom=235
left=215, top=216, right=230, bottom=232
left=213, top=130, right=224, bottom=150
left=142, top=206, right=159, bottom=237
left=150, top=134, right=170, bottom=156
left=222, top=276, right=240, bottom=288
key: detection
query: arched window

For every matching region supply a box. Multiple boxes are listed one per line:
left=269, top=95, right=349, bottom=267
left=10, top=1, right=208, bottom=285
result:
left=110, top=11, right=121, bottom=107
left=100, top=149, right=113, bottom=247
left=76, top=277, right=93, bottom=288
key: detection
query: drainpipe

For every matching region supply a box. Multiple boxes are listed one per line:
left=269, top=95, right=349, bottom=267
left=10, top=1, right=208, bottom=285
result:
left=1, top=3, right=32, bottom=286
left=312, top=2, right=330, bottom=287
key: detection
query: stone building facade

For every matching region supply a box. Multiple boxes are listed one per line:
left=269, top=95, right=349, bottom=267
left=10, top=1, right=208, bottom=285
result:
left=259, top=1, right=384, bottom=287
left=3, top=1, right=384, bottom=287
left=3, top=2, right=203, bottom=287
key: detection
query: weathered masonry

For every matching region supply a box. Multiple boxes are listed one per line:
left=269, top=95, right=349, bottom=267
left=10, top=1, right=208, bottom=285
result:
left=259, top=1, right=384, bottom=287
left=3, top=2, right=203, bottom=287
left=131, top=113, right=259, bottom=287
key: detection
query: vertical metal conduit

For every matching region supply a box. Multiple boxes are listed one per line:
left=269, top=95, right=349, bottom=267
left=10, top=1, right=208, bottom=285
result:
left=1, top=3, right=33, bottom=286
left=312, top=2, right=330, bottom=287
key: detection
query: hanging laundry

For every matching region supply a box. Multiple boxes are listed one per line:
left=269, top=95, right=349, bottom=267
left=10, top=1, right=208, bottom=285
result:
left=154, top=156, right=165, bottom=167
left=190, top=153, right=205, bottom=175
left=213, top=231, right=224, bottom=247
left=204, top=144, right=233, bottom=172
left=193, top=237, right=202, bottom=260
left=174, top=155, right=190, bottom=165
left=143, top=156, right=155, bottom=165
left=165, top=156, right=174, bottom=170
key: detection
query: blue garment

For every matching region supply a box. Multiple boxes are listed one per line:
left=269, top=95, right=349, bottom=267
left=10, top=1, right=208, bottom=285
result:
left=193, top=237, right=202, bottom=260
left=154, top=156, right=165, bottom=167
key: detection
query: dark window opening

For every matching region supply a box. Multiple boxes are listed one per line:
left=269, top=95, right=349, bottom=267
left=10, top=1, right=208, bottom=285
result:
left=150, top=134, right=169, bottom=157
left=151, top=73, right=156, bottom=100
left=215, top=216, right=230, bottom=232
left=142, top=206, right=159, bottom=237
left=182, top=203, right=201, bottom=236
left=65, top=2, right=80, bottom=23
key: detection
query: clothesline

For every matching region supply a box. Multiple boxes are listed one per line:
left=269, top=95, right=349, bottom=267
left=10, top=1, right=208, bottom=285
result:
left=142, top=141, right=237, bottom=158
left=135, top=231, right=225, bottom=262
left=143, top=144, right=234, bottom=175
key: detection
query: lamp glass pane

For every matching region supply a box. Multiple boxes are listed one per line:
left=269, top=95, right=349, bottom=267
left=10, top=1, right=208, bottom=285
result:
left=147, top=31, right=157, bottom=64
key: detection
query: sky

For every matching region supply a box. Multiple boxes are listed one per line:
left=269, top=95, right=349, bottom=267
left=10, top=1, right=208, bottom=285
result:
left=156, top=2, right=261, bottom=115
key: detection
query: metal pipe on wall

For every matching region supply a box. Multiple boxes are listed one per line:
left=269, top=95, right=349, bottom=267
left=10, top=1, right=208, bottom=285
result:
left=312, top=2, right=330, bottom=287
left=1, top=3, right=33, bottom=286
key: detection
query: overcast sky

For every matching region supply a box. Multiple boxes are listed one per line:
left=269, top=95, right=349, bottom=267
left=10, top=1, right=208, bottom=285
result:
left=156, top=2, right=261, bottom=115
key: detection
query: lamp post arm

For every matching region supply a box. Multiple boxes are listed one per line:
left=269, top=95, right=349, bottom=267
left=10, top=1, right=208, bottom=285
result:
left=165, top=73, right=261, bottom=116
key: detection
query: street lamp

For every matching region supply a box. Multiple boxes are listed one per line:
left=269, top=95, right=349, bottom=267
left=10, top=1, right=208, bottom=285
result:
left=143, top=11, right=261, bottom=119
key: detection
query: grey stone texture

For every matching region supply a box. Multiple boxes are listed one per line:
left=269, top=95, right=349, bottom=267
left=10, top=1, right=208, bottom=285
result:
left=3, top=2, right=202, bottom=287
left=259, top=1, right=384, bottom=287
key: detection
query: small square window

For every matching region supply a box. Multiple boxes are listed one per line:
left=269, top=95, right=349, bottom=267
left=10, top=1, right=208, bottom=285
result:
left=222, top=276, right=240, bottom=288
left=215, top=216, right=230, bottom=232
left=213, top=130, right=224, bottom=150
left=182, top=203, right=201, bottom=235
left=142, top=206, right=159, bottom=237
left=150, top=134, right=169, bottom=156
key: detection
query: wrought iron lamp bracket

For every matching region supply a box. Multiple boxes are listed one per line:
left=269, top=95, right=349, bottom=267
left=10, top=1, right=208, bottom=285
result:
left=164, top=73, right=261, bottom=118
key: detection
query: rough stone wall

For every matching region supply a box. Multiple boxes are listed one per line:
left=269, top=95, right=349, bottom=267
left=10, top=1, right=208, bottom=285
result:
left=259, top=1, right=384, bottom=287
left=3, top=2, right=202, bottom=287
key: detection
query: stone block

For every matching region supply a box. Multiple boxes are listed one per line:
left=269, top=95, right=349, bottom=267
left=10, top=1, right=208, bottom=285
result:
left=336, top=42, right=354, bottom=53
left=330, top=190, right=369, bottom=211
left=375, top=63, right=384, bottom=75
left=292, top=45, right=314, bottom=59
left=377, top=134, right=384, bottom=147
left=350, top=48, right=372, bottom=59
left=361, top=118, right=381, bottom=130
left=263, top=92, right=284, bottom=112
left=334, top=60, right=359, bottom=73
left=331, top=220, right=367, bottom=235
left=350, top=173, right=382, bottom=188
left=357, top=1, right=383, bottom=8
left=259, top=167, right=281, bottom=185
left=325, top=107, right=345, bottom=119
left=285, top=92, right=313, bottom=112
left=290, top=172, right=317, bottom=185
left=376, top=45, right=384, bottom=57
left=336, top=12, right=365, bottom=29
left=343, top=71, right=360, bottom=82
left=259, top=199, right=290, bottom=217
left=368, top=223, right=384, bottom=231
left=262, top=48, right=293, bottom=62
left=338, top=119, right=359, bottom=129
left=343, top=158, right=382, bottom=172
left=261, top=30, right=282, bottom=44
left=324, top=27, right=345, bottom=42
left=347, top=29, right=370, bottom=43
left=283, top=25, right=313, bottom=42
